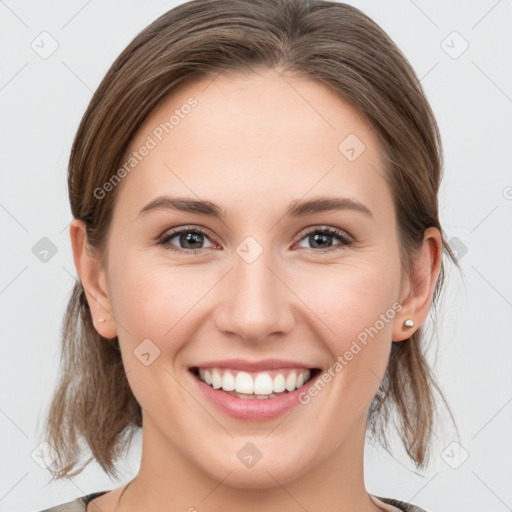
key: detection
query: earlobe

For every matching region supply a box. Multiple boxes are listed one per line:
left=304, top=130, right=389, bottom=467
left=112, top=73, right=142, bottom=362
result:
left=392, top=227, right=442, bottom=342
left=69, top=218, right=118, bottom=339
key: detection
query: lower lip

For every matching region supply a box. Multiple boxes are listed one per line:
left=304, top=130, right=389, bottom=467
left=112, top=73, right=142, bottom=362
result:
left=190, top=370, right=320, bottom=421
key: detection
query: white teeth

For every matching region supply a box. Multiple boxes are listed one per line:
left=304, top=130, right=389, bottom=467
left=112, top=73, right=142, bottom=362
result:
left=253, top=373, right=273, bottom=395
left=235, top=371, right=254, bottom=394
left=273, top=374, right=286, bottom=393
left=221, top=371, right=235, bottom=391
left=285, top=371, right=297, bottom=392
left=197, top=367, right=314, bottom=398
left=211, top=368, right=222, bottom=389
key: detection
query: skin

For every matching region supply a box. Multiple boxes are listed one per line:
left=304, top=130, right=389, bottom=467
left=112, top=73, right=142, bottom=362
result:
left=71, top=68, right=442, bottom=512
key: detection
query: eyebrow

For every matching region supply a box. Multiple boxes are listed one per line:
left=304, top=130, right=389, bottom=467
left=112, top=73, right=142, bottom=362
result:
left=137, top=195, right=373, bottom=220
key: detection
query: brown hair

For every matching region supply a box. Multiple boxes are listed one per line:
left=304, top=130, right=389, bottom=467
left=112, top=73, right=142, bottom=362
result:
left=42, top=0, right=459, bottom=480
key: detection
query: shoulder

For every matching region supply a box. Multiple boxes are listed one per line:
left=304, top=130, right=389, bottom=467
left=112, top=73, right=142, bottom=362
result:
left=372, top=494, right=430, bottom=512
left=36, top=491, right=108, bottom=512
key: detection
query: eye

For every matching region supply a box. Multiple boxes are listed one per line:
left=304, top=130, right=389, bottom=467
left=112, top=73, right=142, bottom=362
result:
left=158, top=226, right=217, bottom=253
left=158, top=225, right=353, bottom=254
left=294, top=226, right=353, bottom=252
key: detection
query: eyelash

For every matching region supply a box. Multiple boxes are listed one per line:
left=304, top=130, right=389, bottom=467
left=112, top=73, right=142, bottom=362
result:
left=158, top=225, right=353, bottom=255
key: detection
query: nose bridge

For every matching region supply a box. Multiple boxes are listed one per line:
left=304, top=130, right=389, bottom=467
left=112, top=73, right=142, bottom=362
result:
left=215, top=239, right=294, bottom=343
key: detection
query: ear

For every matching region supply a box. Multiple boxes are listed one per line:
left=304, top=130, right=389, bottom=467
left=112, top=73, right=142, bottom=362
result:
left=69, top=218, right=117, bottom=339
left=392, top=227, right=442, bottom=342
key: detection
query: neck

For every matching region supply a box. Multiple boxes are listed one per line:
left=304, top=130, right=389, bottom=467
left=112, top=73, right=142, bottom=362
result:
left=119, top=413, right=381, bottom=512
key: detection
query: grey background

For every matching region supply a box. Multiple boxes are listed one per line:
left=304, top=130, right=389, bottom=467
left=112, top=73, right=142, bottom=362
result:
left=1, top=1, right=511, bottom=511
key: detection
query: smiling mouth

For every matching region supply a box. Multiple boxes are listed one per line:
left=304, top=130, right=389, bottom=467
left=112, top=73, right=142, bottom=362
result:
left=190, top=367, right=321, bottom=399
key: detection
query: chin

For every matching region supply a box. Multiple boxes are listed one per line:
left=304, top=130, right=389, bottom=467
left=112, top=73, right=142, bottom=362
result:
left=198, top=449, right=309, bottom=490
left=223, top=465, right=302, bottom=490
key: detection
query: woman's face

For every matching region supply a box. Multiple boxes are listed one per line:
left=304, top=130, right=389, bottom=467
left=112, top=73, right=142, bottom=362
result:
left=93, top=69, right=411, bottom=487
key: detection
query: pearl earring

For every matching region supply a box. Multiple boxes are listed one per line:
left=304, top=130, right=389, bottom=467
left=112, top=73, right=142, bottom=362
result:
left=403, top=319, right=414, bottom=328
left=94, top=318, right=106, bottom=324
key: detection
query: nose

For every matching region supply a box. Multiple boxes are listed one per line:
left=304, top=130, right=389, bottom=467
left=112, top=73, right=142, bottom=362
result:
left=214, top=251, right=295, bottom=345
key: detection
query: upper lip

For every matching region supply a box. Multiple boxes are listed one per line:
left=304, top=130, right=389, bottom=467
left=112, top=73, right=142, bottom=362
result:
left=190, top=358, right=318, bottom=372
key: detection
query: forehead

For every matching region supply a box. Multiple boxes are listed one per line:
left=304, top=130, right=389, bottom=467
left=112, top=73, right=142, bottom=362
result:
left=114, top=69, right=392, bottom=222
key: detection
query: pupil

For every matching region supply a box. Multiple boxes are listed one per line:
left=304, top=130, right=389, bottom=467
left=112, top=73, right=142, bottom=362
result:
left=311, top=233, right=331, bottom=249
left=182, top=232, right=203, bottom=249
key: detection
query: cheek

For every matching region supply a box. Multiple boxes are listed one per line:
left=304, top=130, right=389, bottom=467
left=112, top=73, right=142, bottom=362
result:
left=107, top=256, right=199, bottom=425
left=295, top=257, right=401, bottom=342
left=109, top=252, right=200, bottom=345
left=291, top=264, right=400, bottom=433
left=293, top=256, right=401, bottom=399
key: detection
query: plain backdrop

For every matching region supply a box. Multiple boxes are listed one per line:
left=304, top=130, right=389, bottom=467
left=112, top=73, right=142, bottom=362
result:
left=1, top=1, right=511, bottom=511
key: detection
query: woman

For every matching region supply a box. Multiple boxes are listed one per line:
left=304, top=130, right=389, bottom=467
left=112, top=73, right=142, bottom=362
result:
left=40, top=0, right=458, bottom=510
